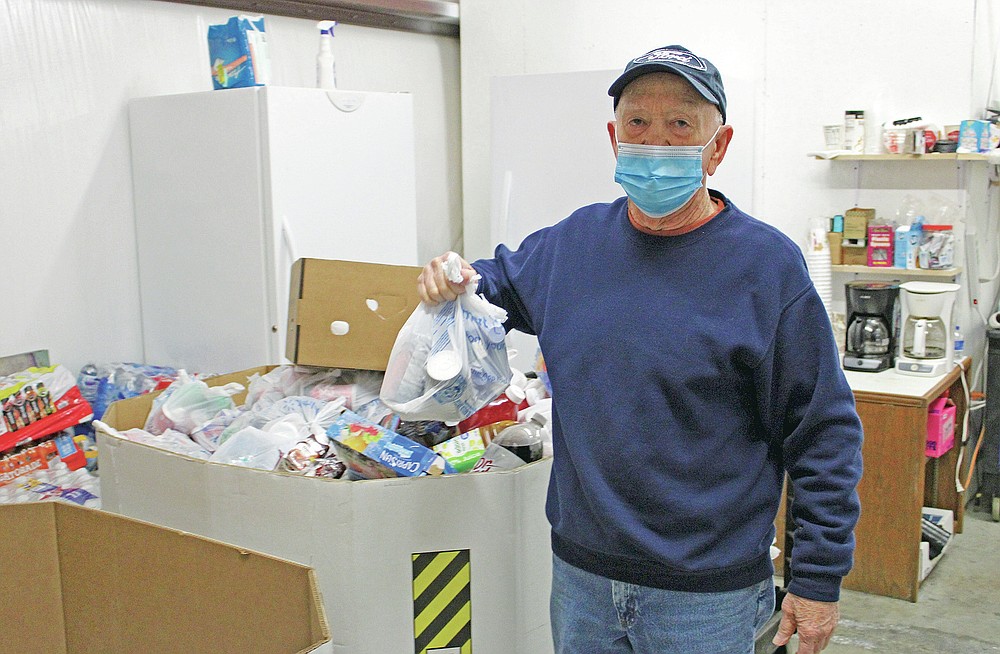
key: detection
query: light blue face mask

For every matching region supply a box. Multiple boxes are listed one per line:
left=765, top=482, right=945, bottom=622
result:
left=614, top=126, right=721, bottom=218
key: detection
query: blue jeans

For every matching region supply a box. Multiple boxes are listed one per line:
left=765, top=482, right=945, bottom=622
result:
left=550, top=555, right=775, bottom=654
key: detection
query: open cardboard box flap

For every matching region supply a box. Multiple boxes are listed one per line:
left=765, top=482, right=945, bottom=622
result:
left=0, top=501, right=329, bottom=654
left=286, top=258, right=422, bottom=370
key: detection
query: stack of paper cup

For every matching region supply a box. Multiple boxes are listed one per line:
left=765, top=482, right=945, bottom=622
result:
left=806, top=222, right=833, bottom=315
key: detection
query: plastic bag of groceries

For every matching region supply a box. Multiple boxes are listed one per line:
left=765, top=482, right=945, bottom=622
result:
left=380, top=254, right=512, bottom=422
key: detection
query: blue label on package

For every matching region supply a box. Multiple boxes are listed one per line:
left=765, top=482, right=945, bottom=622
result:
left=207, top=16, right=269, bottom=90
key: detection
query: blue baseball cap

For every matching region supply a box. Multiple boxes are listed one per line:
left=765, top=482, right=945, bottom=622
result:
left=608, top=45, right=727, bottom=123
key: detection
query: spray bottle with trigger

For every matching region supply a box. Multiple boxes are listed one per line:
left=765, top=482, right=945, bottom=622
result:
left=316, top=20, right=337, bottom=89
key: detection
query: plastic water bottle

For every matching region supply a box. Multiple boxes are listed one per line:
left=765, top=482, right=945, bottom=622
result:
left=953, top=325, right=964, bottom=357
left=77, top=364, right=101, bottom=406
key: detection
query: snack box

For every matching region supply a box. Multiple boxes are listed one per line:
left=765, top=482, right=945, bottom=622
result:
left=96, top=258, right=554, bottom=654
left=0, top=501, right=328, bottom=654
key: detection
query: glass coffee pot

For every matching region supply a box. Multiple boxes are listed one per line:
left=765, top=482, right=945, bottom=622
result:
left=901, top=316, right=948, bottom=360
left=847, top=316, right=891, bottom=356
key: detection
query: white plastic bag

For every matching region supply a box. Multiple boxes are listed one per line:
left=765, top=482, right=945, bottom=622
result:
left=144, top=371, right=244, bottom=435
left=208, top=426, right=299, bottom=470
left=380, top=256, right=512, bottom=422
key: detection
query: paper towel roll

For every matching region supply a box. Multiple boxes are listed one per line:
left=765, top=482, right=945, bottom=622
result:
left=989, top=312, right=1000, bottom=330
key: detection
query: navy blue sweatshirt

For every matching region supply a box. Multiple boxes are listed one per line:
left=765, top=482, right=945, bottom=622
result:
left=473, top=192, right=863, bottom=602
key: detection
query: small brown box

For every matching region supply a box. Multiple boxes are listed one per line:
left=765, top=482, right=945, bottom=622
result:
left=844, top=208, right=876, bottom=240
left=842, top=240, right=868, bottom=265
left=827, top=232, right=843, bottom=264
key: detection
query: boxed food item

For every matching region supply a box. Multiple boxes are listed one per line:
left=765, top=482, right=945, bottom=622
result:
left=866, top=225, right=894, bottom=267
left=0, top=502, right=328, bottom=653
left=96, top=258, right=554, bottom=654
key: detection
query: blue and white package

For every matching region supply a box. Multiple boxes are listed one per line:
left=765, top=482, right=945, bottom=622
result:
left=207, top=15, right=271, bottom=90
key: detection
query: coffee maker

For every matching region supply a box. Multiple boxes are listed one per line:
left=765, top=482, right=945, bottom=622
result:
left=843, top=282, right=900, bottom=372
left=896, top=281, right=961, bottom=377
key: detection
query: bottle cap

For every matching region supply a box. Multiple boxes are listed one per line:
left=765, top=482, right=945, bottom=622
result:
left=504, top=385, right=526, bottom=405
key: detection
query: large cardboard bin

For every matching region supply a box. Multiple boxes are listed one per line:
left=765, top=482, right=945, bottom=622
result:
left=0, top=502, right=328, bottom=654
left=97, top=259, right=554, bottom=654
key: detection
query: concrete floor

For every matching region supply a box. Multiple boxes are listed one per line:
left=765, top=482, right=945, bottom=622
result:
left=783, top=505, right=1000, bottom=653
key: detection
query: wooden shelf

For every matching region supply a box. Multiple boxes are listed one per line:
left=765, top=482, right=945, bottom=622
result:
left=810, top=152, right=988, bottom=161
left=831, top=265, right=961, bottom=277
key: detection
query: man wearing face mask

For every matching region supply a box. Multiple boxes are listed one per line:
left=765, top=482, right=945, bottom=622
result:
left=418, top=45, right=862, bottom=654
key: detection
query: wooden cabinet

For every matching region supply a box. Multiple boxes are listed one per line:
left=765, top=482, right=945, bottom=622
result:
left=777, top=359, right=969, bottom=601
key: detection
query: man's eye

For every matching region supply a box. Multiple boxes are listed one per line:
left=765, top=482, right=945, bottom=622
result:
left=674, top=120, right=690, bottom=129
left=628, top=118, right=645, bottom=127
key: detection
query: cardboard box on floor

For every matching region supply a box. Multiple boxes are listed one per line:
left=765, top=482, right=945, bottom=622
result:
left=96, top=258, right=554, bottom=654
left=0, top=502, right=328, bottom=654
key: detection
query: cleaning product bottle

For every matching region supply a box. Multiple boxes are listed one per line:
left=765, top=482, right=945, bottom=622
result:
left=316, top=20, right=337, bottom=89
left=954, top=325, right=964, bottom=357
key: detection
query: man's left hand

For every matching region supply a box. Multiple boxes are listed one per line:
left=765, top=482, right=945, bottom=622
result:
left=772, top=592, right=839, bottom=653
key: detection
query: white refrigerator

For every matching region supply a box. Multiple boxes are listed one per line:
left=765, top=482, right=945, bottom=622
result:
left=129, top=87, right=420, bottom=374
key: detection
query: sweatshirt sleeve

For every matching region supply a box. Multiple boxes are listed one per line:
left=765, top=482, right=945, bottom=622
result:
left=470, top=230, right=552, bottom=336
left=756, top=285, right=864, bottom=602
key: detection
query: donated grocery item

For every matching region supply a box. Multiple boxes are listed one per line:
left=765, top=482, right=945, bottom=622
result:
left=144, top=372, right=244, bottom=435
left=470, top=442, right=527, bottom=473
left=457, top=386, right=524, bottom=434
left=327, top=410, right=453, bottom=479
left=381, top=254, right=512, bottom=422
left=209, top=426, right=300, bottom=470
left=189, top=407, right=244, bottom=452
left=492, top=414, right=548, bottom=464
left=382, top=417, right=455, bottom=448
left=277, top=434, right=331, bottom=473
left=78, top=362, right=179, bottom=421
left=1, top=365, right=93, bottom=456
left=432, top=430, right=487, bottom=473
left=207, top=15, right=271, bottom=89
left=110, top=425, right=212, bottom=461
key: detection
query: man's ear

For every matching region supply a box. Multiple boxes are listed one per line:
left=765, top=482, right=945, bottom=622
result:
left=706, top=125, right=733, bottom=176
left=608, top=121, right=619, bottom=159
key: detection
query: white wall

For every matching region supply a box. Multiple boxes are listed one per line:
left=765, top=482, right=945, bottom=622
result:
left=0, top=0, right=461, bottom=375
left=460, top=0, right=1000, bottom=385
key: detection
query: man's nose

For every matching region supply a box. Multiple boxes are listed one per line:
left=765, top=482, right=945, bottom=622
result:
left=642, top=122, right=673, bottom=146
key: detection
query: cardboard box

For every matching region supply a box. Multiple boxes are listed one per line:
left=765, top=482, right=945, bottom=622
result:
left=843, top=208, right=875, bottom=240
left=925, top=396, right=956, bottom=458
left=98, top=259, right=554, bottom=654
left=866, top=225, right=894, bottom=267
left=842, top=240, right=868, bottom=266
left=0, top=502, right=328, bottom=654
left=285, top=258, right=422, bottom=370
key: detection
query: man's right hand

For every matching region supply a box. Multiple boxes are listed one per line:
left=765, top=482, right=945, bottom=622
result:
left=417, top=251, right=477, bottom=305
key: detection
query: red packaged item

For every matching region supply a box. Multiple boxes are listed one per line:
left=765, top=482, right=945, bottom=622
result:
left=457, top=386, right=526, bottom=434
left=0, top=365, right=94, bottom=456
left=0, top=443, right=51, bottom=487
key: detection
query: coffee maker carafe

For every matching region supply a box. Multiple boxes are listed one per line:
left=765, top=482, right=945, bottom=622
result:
left=896, top=281, right=960, bottom=377
left=843, top=282, right=900, bottom=372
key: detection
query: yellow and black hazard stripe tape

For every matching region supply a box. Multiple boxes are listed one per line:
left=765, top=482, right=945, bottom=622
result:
left=412, top=549, right=472, bottom=654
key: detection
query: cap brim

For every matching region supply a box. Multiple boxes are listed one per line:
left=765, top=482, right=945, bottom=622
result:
left=608, top=63, right=718, bottom=111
